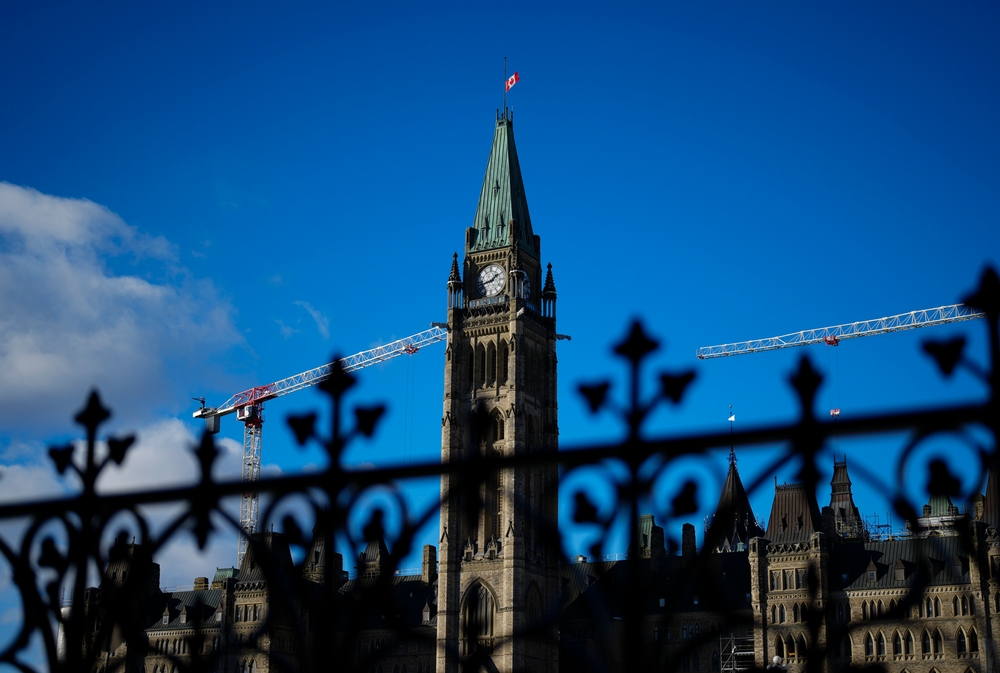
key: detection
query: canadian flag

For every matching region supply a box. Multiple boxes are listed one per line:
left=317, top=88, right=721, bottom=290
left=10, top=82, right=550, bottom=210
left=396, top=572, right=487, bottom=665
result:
left=505, top=72, right=520, bottom=91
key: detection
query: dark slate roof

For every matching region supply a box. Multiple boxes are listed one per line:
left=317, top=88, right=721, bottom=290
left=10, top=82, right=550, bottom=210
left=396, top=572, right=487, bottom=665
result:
left=337, top=574, right=436, bottom=631
left=236, top=532, right=294, bottom=584
left=765, top=483, right=822, bottom=544
left=706, top=451, right=764, bottom=551
left=152, top=589, right=223, bottom=630
left=559, top=553, right=752, bottom=622
left=830, top=536, right=971, bottom=592
left=467, top=114, right=536, bottom=256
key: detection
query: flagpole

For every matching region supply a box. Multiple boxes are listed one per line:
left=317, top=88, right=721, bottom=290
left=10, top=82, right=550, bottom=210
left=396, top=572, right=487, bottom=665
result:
left=503, top=56, right=507, bottom=116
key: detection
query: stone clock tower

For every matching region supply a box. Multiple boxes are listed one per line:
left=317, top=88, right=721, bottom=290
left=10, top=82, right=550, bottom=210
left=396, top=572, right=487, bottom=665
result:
left=436, top=109, right=560, bottom=673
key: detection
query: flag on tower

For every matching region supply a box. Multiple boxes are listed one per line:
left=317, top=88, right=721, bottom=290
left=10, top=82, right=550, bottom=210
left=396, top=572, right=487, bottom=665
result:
left=506, top=72, right=520, bottom=91
left=728, top=414, right=736, bottom=422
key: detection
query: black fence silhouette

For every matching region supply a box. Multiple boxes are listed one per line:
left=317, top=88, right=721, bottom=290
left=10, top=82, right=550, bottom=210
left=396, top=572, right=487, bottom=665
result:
left=1, top=267, right=998, bottom=673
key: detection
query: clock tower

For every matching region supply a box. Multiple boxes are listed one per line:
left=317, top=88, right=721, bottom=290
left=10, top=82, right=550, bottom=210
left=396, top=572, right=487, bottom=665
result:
left=436, top=109, right=559, bottom=673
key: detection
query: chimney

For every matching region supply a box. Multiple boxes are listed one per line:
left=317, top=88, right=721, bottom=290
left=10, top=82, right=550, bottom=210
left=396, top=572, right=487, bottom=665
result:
left=682, top=523, right=696, bottom=560
left=422, top=545, right=437, bottom=584
left=193, top=577, right=209, bottom=591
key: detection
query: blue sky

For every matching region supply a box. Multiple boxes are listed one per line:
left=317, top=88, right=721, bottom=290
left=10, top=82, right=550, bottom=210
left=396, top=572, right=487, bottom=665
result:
left=1, top=1, right=999, bottom=603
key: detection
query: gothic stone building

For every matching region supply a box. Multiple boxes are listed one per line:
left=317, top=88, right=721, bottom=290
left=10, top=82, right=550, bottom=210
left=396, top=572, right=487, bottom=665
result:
left=76, top=112, right=1000, bottom=673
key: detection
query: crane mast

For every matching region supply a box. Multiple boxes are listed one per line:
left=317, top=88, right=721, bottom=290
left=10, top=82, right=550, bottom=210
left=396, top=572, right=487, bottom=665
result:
left=696, top=304, right=983, bottom=360
left=193, top=326, right=447, bottom=566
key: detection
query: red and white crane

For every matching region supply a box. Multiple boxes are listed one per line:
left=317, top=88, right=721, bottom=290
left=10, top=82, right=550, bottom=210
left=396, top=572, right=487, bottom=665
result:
left=193, top=326, right=447, bottom=566
left=696, top=304, right=983, bottom=360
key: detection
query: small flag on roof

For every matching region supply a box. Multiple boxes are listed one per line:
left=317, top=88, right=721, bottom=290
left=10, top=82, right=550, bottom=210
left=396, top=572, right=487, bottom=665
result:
left=506, top=72, right=520, bottom=91
left=728, top=414, right=736, bottom=422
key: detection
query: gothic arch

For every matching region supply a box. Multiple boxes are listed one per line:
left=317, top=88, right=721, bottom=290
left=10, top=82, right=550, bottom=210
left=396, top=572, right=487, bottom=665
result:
left=774, top=635, right=784, bottom=658
left=461, top=580, right=497, bottom=656
left=475, top=344, right=487, bottom=388
left=486, top=341, right=497, bottom=385
left=957, top=628, right=967, bottom=654
left=865, top=632, right=875, bottom=657
left=499, top=340, right=509, bottom=384
left=893, top=631, right=902, bottom=656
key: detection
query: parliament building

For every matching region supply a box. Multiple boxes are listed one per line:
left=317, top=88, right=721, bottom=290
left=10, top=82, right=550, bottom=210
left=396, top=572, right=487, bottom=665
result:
left=77, top=111, right=1000, bottom=673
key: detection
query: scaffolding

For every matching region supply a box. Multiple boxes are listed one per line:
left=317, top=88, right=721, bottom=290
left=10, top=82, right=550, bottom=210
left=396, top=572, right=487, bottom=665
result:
left=720, top=633, right=755, bottom=673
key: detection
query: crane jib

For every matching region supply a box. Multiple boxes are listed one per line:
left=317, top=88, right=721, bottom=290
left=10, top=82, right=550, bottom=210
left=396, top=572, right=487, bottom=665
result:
left=696, top=304, right=984, bottom=360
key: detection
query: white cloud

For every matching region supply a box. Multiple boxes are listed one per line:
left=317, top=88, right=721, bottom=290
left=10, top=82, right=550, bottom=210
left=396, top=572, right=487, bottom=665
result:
left=294, top=300, right=330, bottom=339
left=275, top=319, right=300, bottom=339
left=0, top=183, right=243, bottom=431
left=96, top=418, right=243, bottom=493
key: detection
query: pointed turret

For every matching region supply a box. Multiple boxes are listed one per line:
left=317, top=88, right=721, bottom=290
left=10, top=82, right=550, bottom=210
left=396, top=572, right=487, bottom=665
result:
left=705, top=449, right=764, bottom=552
left=983, top=465, right=1000, bottom=527
left=541, top=263, right=557, bottom=318
left=447, top=252, right=462, bottom=309
left=828, top=457, right=868, bottom=541
left=466, top=113, right=537, bottom=256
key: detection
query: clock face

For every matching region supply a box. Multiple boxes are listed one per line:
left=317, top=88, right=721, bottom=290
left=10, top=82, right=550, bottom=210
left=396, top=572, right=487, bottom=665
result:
left=477, top=264, right=506, bottom=297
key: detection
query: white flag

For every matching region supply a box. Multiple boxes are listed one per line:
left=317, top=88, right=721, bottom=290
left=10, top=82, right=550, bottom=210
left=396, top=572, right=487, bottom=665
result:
left=728, top=414, right=736, bottom=422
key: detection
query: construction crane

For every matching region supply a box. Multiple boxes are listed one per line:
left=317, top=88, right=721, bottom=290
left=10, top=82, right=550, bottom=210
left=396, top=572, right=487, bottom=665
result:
left=696, top=304, right=983, bottom=360
left=193, top=326, right=448, bottom=566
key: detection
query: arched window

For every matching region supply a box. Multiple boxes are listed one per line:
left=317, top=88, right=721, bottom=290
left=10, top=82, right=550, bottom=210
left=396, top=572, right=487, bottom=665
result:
left=925, top=598, right=933, bottom=617
left=694, top=624, right=700, bottom=636
left=877, top=600, right=884, bottom=617
left=934, top=597, right=941, bottom=617
left=499, top=340, right=509, bottom=385
left=922, top=631, right=931, bottom=655
left=779, top=605, right=786, bottom=623
left=461, top=582, right=496, bottom=656
left=889, top=598, right=896, bottom=612
left=797, top=635, right=806, bottom=658
left=962, top=596, right=970, bottom=615
left=654, top=625, right=659, bottom=641
left=785, top=635, right=796, bottom=659
left=793, top=604, right=799, bottom=622
left=893, top=632, right=902, bottom=656
left=905, top=631, right=914, bottom=656
left=862, top=602, right=868, bottom=620
left=877, top=633, right=886, bottom=657
left=837, top=603, right=844, bottom=622
left=774, top=636, right=784, bottom=658
left=865, top=634, right=875, bottom=657
left=970, top=629, right=978, bottom=652
left=692, top=651, right=700, bottom=670
left=771, top=606, right=776, bottom=624
left=958, top=630, right=967, bottom=654
left=486, top=342, right=497, bottom=385
left=933, top=629, right=942, bottom=654
left=476, top=344, right=486, bottom=388
left=466, top=346, right=475, bottom=390
left=682, top=625, right=688, bottom=639
left=712, top=650, right=720, bottom=671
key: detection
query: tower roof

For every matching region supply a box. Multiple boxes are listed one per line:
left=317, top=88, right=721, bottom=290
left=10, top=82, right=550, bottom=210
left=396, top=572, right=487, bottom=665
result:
left=765, top=482, right=822, bottom=544
left=468, top=113, right=536, bottom=256
left=705, top=451, right=764, bottom=551
left=829, top=457, right=867, bottom=541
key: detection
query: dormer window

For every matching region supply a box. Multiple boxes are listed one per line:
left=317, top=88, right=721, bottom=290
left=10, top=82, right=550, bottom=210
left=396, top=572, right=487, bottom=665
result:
left=868, top=570, right=876, bottom=582
left=162, top=615, right=169, bottom=625
left=179, top=614, right=187, bottom=625
left=215, top=611, right=222, bottom=623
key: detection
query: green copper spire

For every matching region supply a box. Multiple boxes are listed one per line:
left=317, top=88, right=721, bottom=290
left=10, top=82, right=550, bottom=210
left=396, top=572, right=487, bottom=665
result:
left=467, top=113, right=536, bottom=256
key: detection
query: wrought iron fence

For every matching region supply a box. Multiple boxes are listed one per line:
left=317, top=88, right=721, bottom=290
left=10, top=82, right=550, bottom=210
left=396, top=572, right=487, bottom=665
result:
left=0, top=267, right=997, bottom=673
